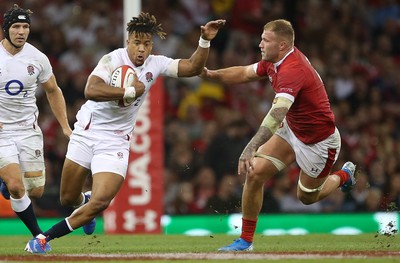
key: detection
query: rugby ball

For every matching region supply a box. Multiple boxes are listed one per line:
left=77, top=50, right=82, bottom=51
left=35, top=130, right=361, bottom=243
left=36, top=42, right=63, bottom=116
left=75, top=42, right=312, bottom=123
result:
left=110, top=65, right=136, bottom=107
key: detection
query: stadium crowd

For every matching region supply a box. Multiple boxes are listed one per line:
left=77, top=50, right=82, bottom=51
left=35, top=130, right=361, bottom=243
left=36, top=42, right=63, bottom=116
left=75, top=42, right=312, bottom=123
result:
left=1, top=0, right=400, bottom=217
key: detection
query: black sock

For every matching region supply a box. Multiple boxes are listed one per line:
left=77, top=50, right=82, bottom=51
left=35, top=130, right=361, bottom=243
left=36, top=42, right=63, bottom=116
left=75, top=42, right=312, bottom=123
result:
left=43, top=219, right=72, bottom=241
left=15, top=203, right=42, bottom=237
left=84, top=193, right=90, bottom=203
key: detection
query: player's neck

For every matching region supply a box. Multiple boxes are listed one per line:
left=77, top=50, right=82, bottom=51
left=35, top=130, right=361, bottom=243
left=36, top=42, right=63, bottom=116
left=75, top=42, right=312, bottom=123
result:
left=1, top=39, right=24, bottom=55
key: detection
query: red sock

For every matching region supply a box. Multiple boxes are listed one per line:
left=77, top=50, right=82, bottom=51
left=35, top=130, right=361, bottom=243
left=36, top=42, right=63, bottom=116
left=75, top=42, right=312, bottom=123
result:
left=240, top=218, right=257, bottom=243
left=334, top=170, right=350, bottom=187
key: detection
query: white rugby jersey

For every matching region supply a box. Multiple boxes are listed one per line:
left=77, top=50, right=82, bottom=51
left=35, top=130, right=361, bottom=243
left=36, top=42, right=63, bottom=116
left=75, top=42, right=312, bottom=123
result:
left=0, top=42, right=53, bottom=130
left=74, top=48, right=175, bottom=136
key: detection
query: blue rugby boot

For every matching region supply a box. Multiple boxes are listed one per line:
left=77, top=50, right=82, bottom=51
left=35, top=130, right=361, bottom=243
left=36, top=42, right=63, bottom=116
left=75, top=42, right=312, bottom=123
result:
left=0, top=178, right=10, bottom=200
left=82, top=191, right=96, bottom=235
left=218, top=238, right=253, bottom=252
left=340, top=161, right=357, bottom=192
left=24, top=234, right=51, bottom=254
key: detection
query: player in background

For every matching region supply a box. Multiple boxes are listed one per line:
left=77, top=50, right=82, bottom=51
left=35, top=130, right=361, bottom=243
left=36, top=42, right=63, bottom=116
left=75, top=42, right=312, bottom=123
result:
left=0, top=4, right=72, bottom=252
left=24, top=12, right=225, bottom=253
left=201, top=19, right=357, bottom=252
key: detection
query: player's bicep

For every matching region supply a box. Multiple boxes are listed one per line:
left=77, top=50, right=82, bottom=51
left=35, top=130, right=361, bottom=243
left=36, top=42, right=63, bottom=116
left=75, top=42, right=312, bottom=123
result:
left=41, top=75, right=59, bottom=93
left=84, top=75, right=107, bottom=97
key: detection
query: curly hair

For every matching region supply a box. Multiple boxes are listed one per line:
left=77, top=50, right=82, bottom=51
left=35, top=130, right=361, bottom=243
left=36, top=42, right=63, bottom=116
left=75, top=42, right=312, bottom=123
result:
left=126, top=12, right=166, bottom=40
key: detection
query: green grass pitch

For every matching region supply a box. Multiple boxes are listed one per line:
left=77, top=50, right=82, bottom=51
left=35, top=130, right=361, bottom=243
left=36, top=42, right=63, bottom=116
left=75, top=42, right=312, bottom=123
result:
left=0, top=234, right=398, bottom=262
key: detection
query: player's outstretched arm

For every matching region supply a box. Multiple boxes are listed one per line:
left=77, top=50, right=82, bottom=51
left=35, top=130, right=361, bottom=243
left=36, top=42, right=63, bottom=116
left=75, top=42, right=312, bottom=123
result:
left=200, top=64, right=263, bottom=85
left=177, top=19, right=225, bottom=77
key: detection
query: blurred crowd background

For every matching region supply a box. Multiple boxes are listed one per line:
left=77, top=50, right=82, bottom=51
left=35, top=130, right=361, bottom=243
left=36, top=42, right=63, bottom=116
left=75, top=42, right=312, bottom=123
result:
left=1, top=0, right=400, bottom=217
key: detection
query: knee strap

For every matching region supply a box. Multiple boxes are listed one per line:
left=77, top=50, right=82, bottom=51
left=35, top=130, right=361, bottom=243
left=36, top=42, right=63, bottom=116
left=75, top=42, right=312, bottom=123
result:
left=298, top=179, right=326, bottom=193
left=254, top=153, right=286, bottom=171
left=23, top=171, right=45, bottom=191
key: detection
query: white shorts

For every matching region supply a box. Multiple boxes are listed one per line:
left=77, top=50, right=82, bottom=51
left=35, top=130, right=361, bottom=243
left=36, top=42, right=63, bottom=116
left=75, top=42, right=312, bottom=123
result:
left=0, top=128, right=45, bottom=172
left=66, top=127, right=130, bottom=178
left=276, top=119, right=341, bottom=178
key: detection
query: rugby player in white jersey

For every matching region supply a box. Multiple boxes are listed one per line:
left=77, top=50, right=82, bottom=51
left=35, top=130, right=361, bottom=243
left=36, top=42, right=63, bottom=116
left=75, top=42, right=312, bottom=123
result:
left=24, top=12, right=225, bottom=253
left=0, top=4, right=72, bottom=252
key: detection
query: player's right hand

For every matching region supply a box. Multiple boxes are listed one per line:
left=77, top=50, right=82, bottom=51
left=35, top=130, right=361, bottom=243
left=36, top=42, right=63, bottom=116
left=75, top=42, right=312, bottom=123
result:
left=129, top=70, right=145, bottom=97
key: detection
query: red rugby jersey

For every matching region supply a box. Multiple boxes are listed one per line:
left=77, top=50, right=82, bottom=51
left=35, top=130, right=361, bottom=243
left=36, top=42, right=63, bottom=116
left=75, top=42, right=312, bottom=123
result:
left=256, top=47, right=335, bottom=144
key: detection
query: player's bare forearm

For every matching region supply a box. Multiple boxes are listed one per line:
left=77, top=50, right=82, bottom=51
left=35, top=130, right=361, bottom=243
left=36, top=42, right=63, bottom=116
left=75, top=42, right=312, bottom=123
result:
left=178, top=48, right=210, bottom=77
left=238, top=126, right=272, bottom=175
left=202, top=64, right=261, bottom=84
left=241, top=126, right=272, bottom=160
left=46, top=88, right=72, bottom=137
left=206, top=66, right=249, bottom=84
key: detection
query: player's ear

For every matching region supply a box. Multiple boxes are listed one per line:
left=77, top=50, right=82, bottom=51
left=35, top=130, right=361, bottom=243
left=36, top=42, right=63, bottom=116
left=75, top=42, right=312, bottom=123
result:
left=279, top=41, right=287, bottom=51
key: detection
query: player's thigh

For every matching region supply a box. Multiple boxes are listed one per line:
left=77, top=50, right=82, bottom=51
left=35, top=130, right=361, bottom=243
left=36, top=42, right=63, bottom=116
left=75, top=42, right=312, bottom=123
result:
left=253, top=134, right=296, bottom=179
left=91, top=171, right=125, bottom=203
left=90, top=136, right=130, bottom=179
left=17, top=129, right=45, bottom=174
left=60, top=158, right=91, bottom=199
left=0, top=136, right=19, bottom=172
left=89, top=140, right=129, bottom=203
left=0, top=163, right=25, bottom=196
left=62, top=132, right=95, bottom=198
left=0, top=142, right=20, bottom=185
left=296, top=128, right=341, bottom=180
left=0, top=133, right=37, bottom=194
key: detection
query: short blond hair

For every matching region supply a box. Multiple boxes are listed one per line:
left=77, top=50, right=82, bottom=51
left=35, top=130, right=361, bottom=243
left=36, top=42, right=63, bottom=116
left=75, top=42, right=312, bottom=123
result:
left=264, top=19, right=294, bottom=46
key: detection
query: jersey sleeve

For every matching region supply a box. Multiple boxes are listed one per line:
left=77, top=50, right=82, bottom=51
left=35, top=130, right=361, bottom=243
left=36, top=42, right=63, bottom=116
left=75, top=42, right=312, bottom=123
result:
left=275, top=66, right=305, bottom=98
left=90, top=53, right=115, bottom=84
left=255, top=60, right=270, bottom=77
left=151, top=55, right=175, bottom=77
left=37, top=53, right=53, bottom=83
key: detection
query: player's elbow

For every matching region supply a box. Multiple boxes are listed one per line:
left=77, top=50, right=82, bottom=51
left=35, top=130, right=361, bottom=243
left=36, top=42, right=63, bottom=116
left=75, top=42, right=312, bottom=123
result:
left=190, top=64, right=204, bottom=76
left=84, top=84, right=97, bottom=101
left=180, top=67, right=203, bottom=78
left=179, top=58, right=205, bottom=77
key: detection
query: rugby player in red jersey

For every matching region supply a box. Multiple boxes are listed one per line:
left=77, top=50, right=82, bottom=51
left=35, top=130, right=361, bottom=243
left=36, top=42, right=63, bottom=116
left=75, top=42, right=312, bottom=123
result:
left=202, top=19, right=356, bottom=252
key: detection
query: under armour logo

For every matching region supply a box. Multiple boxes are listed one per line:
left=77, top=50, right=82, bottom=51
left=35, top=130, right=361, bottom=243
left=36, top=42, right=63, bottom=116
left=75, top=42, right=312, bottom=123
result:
left=311, top=167, right=319, bottom=173
left=123, top=209, right=158, bottom=231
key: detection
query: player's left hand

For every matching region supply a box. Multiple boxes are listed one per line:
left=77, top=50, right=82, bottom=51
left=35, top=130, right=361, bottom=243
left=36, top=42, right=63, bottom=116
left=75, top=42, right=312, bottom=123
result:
left=200, top=19, right=226, bottom=41
left=238, top=148, right=254, bottom=176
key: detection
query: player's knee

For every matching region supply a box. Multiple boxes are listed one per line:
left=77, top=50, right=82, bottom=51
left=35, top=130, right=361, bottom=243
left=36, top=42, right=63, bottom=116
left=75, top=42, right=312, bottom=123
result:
left=89, top=198, right=111, bottom=213
left=23, top=172, right=45, bottom=198
left=60, top=193, right=78, bottom=207
left=5, top=177, right=25, bottom=198
left=246, top=168, right=267, bottom=185
left=297, top=191, right=317, bottom=205
left=27, top=186, right=44, bottom=199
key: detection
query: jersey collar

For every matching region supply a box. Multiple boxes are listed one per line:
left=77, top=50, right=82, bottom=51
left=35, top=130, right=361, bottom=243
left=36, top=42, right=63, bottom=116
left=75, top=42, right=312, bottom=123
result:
left=273, top=47, right=294, bottom=72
